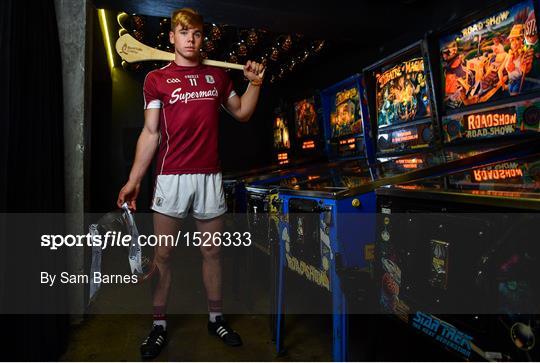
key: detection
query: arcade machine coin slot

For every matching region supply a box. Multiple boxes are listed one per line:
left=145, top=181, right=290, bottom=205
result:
left=288, top=199, right=326, bottom=268
left=246, top=190, right=272, bottom=254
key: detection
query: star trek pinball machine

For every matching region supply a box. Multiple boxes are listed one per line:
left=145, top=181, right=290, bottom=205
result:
left=375, top=0, right=540, bottom=360
left=272, top=32, right=535, bottom=360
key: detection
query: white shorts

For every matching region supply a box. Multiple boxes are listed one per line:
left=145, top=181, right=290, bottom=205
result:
left=151, top=173, right=227, bottom=220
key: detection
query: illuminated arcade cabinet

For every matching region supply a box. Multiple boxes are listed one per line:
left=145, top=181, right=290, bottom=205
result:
left=272, top=34, right=539, bottom=360
left=294, top=96, right=324, bottom=161
left=272, top=107, right=292, bottom=166
left=241, top=95, right=327, bottom=261
left=232, top=94, right=326, bottom=339
left=273, top=74, right=376, bottom=361
left=244, top=77, right=372, bottom=258
left=436, top=0, right=540, bottom=152
left=364, top=40, right=439, bottom=160
left=223, top=96, right=325, bottom=213
left=375, top=1, right=540, bottom=360
left=272, top=43, right=444, bottom=362
left=322, top=76, right=374, bottom=162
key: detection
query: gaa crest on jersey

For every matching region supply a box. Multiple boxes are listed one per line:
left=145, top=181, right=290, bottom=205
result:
left=205, top=75, right=215, bottom=84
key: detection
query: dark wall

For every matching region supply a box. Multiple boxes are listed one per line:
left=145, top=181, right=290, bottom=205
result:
left=275, top=0, right=500, bottom=99
left=91, top=16, right=157, bottom=212
left=1, top=0, right=69, bottom=360
left=91, top=12, right=114, bottom=212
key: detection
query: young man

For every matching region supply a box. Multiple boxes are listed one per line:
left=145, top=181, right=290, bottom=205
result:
left=116, top=8, right=264, bottom=359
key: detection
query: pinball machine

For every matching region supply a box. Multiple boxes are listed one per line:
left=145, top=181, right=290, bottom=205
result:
left=223, top=95, right=328, bottom=341
left=272, top=35, right=515, bottom=361
left=221, top=99, right=326, bottom=322
left=244, top=96, right=326, bottom=257
left=222, top=100, right=326, bottom=217
left=225, top=96, right=326, bottom=340
left=375, top=0, right=540, bottom=360
left=243, top=76, right=376, bottom=253
left=365, top=40, right=439, bottom=160
left=272, top=73, right=377, bottom=361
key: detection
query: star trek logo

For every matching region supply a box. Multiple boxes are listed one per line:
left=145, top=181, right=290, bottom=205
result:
left=411, top=311, right=473, bottom=358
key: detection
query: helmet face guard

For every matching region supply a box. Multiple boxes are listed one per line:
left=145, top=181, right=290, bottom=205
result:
left=88, top=204, right=156, bottom=302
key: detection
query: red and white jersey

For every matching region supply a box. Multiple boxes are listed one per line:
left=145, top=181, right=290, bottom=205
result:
left=143, top=62, right=236, bottom=175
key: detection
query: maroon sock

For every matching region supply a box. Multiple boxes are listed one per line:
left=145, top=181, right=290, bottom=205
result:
left=208, top=299, right=223, bottom=322
left=208, top=299, right=223, bottom=312
left=153, top=305, right=167, bottom=328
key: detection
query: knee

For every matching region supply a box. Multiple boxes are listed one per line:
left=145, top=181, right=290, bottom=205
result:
left=200, top=245, right=221, bottom=261
left=154, top=248, right=173, bottom=266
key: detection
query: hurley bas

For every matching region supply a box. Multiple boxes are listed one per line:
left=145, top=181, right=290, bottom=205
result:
left=41, top=271, right=138, bottom=287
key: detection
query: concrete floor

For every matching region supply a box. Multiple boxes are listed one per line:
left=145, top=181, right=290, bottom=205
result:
left=59, top=219, right=452, bottom=361
left=60, top=230, right=335, bottom=361
left=61, top=314, right=332, bottom=361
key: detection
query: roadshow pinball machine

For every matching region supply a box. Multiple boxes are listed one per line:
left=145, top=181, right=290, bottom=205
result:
left=271, top=36, right=499, bottom=361
left=375, top=0, right=540, bottom=360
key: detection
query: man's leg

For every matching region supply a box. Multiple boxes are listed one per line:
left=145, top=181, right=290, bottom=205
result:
left=195, top=216, right=242, bottom=346
left=140, top=212, right=181, bottom=359
left=195, top=216, right=223, bottom=318
left=153, top=212, right=181, bottom=308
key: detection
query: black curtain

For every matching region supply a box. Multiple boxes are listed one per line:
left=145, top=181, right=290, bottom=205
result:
left=0, top=0, right=69, bottom=360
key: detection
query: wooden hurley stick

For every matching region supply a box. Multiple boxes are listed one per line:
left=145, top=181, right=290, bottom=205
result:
left=115, top=33, right=245, bottom=71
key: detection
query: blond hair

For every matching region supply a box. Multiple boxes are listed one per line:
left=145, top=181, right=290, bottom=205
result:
left=171, top=8, right=203, bottom=31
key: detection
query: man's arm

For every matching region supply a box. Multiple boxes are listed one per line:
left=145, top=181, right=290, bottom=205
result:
left=224, top=60, right=265, bottom=122
left=117, top=108, right=160, bottom=210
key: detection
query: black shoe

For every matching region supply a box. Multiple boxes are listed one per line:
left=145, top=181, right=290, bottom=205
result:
left=208, top=316, right=243, bottom=347
left=140, top=325, right=167, bottom=359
